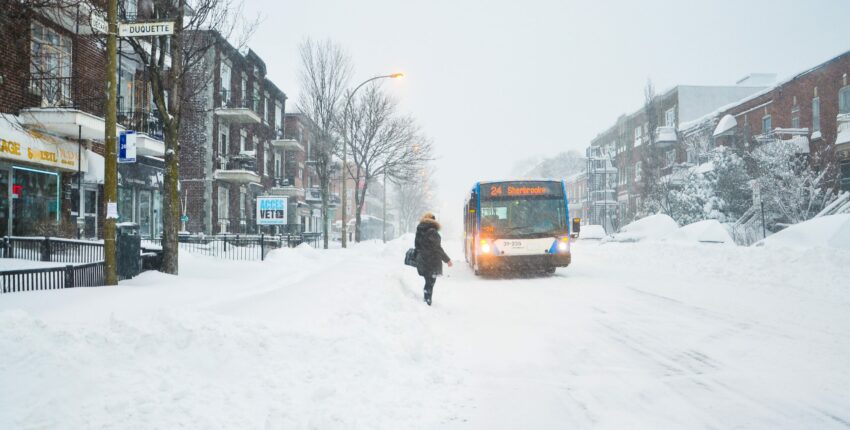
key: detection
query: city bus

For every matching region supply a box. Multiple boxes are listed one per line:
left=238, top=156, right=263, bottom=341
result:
left=463, top=180, right=579, bottom=275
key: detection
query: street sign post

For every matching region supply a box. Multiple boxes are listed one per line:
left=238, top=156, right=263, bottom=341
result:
left=118, top=131, right=136, bottom=163
left=256, top=197, right=288, bottom=226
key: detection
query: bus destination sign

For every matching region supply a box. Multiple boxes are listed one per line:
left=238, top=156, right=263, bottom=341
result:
left=483, top=181, right=561, bottom=198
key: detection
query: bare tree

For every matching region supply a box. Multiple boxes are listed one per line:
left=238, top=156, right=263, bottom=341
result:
left=121, top=0, right=255, bottom=273
left=394, top=166, right=436, bottom=234
left=295, top=38, right=352, bottom=249
left=341, top=85, right=432, bottom=242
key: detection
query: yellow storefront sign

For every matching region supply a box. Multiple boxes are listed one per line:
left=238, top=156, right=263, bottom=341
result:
left=0, top=115, right=87, bottom=172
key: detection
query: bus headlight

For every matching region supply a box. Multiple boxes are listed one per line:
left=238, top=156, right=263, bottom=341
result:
left=557, top=236, right=570, bottom=252
left=481, top=239, right=491, bottom=254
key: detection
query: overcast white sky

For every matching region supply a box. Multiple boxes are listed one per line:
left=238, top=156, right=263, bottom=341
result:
left=243, top=0, right=850, bottom=225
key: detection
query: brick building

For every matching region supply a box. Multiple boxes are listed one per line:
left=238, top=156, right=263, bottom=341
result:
left=586, top=83, right=770, bottom=229
left=178, top=31, right=292, bottom=235
left=705, top=50, right=850, bottom=192
left=0, top=2, right=166, bottom=238
left=584, top=50, right=850, bottom=230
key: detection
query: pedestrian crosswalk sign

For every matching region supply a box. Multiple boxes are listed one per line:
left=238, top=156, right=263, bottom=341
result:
left=256, top=197, right=287, bottom=225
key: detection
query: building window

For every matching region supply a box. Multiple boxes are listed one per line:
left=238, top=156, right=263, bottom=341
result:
left=218, top=186, right=229, bottom=220
left=275, top=101, right=283, bottom=132
left=123, top=0, right=138, bottom=20
left=219, top=123, right=229, bottom=155
left=791, top=106, right=800, bottom=129
left=220, top=61, right=231, bottom=105
left=264, top=92, right=271, bottom=124
left=812, top=97, right=821, bottom=133
left=635, top=161, right=642, bottom=182
left=634, top=126, right=642, bottom=140
left=240, top=130, right=247, bottom=153
left=762, top=115, right=772, bottom=134
left=241, top=73, right=248, bottom=104
left=839, top=86, right=850, bottom=114
left=30, top=22, right=73, bottom=105
left=687, top=148, right=697, bottom=165
left=239, top=190, right=246, bottom=220
left=665, top=149, right=675, bottom=167
left=665, top=108, right=676, bottom=127
left=274, top=152, right=281, bottom=178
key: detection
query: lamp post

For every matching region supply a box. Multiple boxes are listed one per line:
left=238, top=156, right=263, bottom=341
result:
left=340, top=72, right=403, bottom=248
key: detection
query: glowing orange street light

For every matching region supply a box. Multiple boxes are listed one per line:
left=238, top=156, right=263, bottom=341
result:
left=389, top=72, right=405, bottom=79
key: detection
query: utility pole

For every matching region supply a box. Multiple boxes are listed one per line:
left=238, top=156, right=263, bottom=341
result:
left=104, top=0, right=118, bottom=285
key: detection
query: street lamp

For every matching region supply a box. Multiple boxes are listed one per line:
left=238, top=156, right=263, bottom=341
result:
left=340, top=72, right=404, bottom=248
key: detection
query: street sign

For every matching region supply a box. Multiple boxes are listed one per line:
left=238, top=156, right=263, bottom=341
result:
left=119, top=131, right=136, bottom=163
left=180, top=215, right=189, bottom=223
left=256, top=197, right=287, bottom=225
left=118, top=21, right=175, bottom=37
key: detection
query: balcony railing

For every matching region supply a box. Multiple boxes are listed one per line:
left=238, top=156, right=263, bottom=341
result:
left=117, top=109, right=164, bottom=140
left=219, top=89, right=257, bottom=111
left=27, top=76, right=105, bottom=115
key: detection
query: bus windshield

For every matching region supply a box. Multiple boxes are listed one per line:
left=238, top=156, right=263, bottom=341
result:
left=480, top=197, right=567, bottom=238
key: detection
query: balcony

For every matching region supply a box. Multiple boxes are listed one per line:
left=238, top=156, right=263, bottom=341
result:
left=305, top=187, right=322, bottom=203
left=117, top=109, right=165, bottom=157
left=213, top=169, right=261, bottom=184
left=271, top=130, right=305, bottom=152
left=20, top=76, right=109, bottom=140
left=269, top=176, right=305, bottom=199
left=654, top=126, right=678, bottom=148
left=836, top=114, right=850, bottom=153
left=214, top=90, right=261, bottom=124
left=214, top=158, right=260, bottom=184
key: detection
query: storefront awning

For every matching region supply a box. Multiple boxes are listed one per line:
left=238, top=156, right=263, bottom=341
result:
left=0, top=113, right=87, bottom=172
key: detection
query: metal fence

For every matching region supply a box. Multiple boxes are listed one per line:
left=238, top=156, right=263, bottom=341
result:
left=1, top=236, right=104, bottom=263
left=142, top=233, right=322, bottom=261
left=1, top=261, right=105, bottom=294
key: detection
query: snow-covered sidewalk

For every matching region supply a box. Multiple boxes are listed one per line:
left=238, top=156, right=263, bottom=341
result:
left=1, top=239, right=849, bottom=429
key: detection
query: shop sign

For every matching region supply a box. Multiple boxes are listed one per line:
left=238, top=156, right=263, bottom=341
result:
left=257, top=197, right=287, bottom=225
left=0, top=127, right=86, bottom=172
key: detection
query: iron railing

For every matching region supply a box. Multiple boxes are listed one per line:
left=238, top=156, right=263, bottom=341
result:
left=142, top=233, right=321, bottom=261
left=27, top=76, right=105, bottom=115
left=219, top=90, right=257, bottom=111
left=1, top=236, right=104, bottom=263
left=117, top=109, right=164, bottom=140
left=1, top=261, right=105, bottom=294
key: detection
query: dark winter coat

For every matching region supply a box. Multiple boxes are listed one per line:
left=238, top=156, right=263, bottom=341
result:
left=414, top=218, right=451, bottom=277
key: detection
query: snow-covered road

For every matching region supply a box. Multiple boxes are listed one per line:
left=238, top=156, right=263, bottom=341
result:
left=1, top=238, right=849, bottom=429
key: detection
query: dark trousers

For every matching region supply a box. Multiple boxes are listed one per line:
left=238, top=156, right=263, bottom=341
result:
left=423, top=275, right=436, bottom=300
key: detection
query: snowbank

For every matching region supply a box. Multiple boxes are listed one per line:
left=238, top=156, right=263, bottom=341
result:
left=662, top=219, right=734, bottom=244
left=579, top=224, right=607, bottom=240
left=758, top=214, right=850, bottom=252
left=604, top=214, right=679, bottom=243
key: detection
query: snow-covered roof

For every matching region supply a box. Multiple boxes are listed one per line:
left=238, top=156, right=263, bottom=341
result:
left=713, top=114, right=737, bottom=137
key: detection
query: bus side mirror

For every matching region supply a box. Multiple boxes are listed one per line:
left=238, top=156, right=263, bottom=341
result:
left=571, top=218, right=581, bottom=237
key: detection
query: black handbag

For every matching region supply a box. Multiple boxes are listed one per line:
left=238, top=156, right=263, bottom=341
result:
left=404, top=248, right=418, bottom=267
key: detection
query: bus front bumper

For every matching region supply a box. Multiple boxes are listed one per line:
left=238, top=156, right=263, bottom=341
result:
left=479, top=252, right=571, bottom=271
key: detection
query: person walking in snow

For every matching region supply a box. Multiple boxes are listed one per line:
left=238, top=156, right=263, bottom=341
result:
left=414, top=212, right=452, bottom=306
